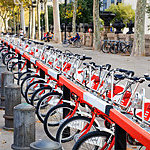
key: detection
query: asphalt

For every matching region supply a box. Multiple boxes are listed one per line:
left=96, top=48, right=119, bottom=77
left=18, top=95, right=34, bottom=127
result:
left=0, top=42, right=149, bottom=150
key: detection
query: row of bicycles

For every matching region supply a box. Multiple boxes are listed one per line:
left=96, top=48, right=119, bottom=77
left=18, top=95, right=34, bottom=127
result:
left=101, top=40, right=133, bottom=55
left=0, top=34, right=149, bottom=150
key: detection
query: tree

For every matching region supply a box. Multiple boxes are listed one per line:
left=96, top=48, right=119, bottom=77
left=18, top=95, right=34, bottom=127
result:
left=0, top=0, right=15, bottom=32
left=106, top=3, right=135, bottom=25
left=93, top=0, right=100, bottom=51
left=72, top=0, right=78, bottom=36
left=53, top=0, right=61, bottom=43
left=131, top=0, right=147, bottom=56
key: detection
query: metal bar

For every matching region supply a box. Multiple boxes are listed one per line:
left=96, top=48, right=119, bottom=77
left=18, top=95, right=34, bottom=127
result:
left=115, top=124, right=126, bottom=150
left=62, top=85, right=70, bottom=137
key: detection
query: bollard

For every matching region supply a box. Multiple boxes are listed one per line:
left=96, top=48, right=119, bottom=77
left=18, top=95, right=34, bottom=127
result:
left=0, top=63, right=7, bottom=93
left=0, top=71, right=14, bottom=109
left=11, top=103, right=35, bottom=150
left=30, top=140, right=62, bottom=150
left=3, top=84, right=21, bottom=130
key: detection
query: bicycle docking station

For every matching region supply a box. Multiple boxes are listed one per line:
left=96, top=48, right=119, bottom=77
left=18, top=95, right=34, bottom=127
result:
left=0, top=37, right=150, bottom=150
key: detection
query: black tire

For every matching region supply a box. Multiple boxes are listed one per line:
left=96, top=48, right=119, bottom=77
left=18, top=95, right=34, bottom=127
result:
left=101, top=42, right=110, bottom=53
left=36, top=91, right=62, bottom=123
left=44, top=103, right=75, bottom=141
left=21, top=75, right=41, bottom=98
left=6, top=57, right=18, bottom=71
left=56, top=116, right=99, bottom=149
left=30, top=86, right=52, bottom=106
left=109, top=43, right=119, bottom=54
left=74, top=40, right=81, bottom=48
left=17, top=70, right=34, bottom=85
left=72, top=131, right=111, bottom=150
left=24, top=80, right=46, bottom=104
left=62, top=40, right=70, bottom=47
left=10, top=60, right=26, bottom=80
left=3, top=52, right=15, bottom=65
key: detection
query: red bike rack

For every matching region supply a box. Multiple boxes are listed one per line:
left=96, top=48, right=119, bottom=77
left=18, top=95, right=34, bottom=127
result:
left=1, top=38, right=150, bottom=149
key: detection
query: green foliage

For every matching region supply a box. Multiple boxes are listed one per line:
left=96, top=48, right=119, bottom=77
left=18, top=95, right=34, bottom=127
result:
left=106, top=3, right=135, bottom=25
left=58, top=0, right=93, bottom=24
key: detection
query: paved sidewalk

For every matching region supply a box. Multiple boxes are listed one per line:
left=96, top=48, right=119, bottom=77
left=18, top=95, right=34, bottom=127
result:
left=0, top=42, right=149, bottom=149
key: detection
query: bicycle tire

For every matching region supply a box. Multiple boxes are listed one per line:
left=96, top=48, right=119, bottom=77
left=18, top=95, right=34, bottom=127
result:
left=44, top=103, right=75, bottom=141
left=21, top=75, right=41, bottom=98
left=10, top=61, right=26, bottom=80
left=30, top=86, right=52, bottom=106
left=72, top=130, right=111, bottom=150
left=62, top=40, right=70, bottom=47
left=56, top=116, right=98, bottom=149
left=3, top=52, right=15, bottom=65
left=17, top=70, right=34, bottom=85
left=24, top=80, right=46, bottom=104
left=109, top=43, right=118, bottom=54
left=74, top=40, right=81, bottom=48
left=36, top=91, right=62, bottom=123
left=101, top=43, right=110, bottom=53
left=6, top=57, right=18, bottom=71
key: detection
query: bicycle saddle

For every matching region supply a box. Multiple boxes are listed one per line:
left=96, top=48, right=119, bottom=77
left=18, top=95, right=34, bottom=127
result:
left=114, top=74, right=126, bottom=80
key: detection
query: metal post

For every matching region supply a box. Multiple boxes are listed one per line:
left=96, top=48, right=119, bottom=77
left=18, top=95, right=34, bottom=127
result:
left=40, top=69, right=45, bottom=88
left=30, top=140, right=62, bottom=150
left=3, top=84, right=21, bottom=130
left=18, top=53, right=21, bottom=70
left=11, top=103, right=35, bottom=150
left=115, top=124, right=127, bottom=150
left=27, top=59, right=31, bottom=71
left=0, top=71, right=14, bottom=109
left=62, top=85, right=70, bottom=137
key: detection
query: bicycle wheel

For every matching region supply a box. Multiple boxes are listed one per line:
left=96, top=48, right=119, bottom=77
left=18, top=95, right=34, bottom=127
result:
left=109, top=43, right=118, bottom=54
left=56, top=116, right=98, bottom=149
left=62, top=40, right=70, bottom=47
left=36, top=91, right=62, bottom=123
left=17, top=70, right=34, bottom=85
left=21, top=75, right=41, bottom=98
left=44, top=103, right=75, bottom=141
left=72, top=131, right=112, bottom=150
left=24, top=80, right=46, bottom=104
left=30, top=86, right=52, bottom=107
left=10, top=60, right=26, bottom=80
left=74, top=40, right=81, bottom=48
left=3, top=52, right=16, bottom=65
left=101, top=42, right=110, bottom=53
left=6, top=57, right=18, bottom=71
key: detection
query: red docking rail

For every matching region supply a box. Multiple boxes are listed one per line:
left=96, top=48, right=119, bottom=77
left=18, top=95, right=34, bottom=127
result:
left=1, top=38, right=150, bottom=149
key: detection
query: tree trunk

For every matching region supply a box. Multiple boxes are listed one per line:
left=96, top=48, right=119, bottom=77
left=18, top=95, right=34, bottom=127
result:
left=37, top=0, right=41, bottom=40
left=53, top=0, right=61, bottom=43
left=29, top=6, right=32, bottom=39
left=93, top=0, right=100, bottom=51
left=20, top=1, right=26, bottom=34
left=13, top=8, right=16, bottom=34
left=131, top=0, right=146, bottom=56
left=72, top=0, right=78, bottom=36
left=31, top=6, right=36, bottom=39
left=44, top=0, right=49, bottom=33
